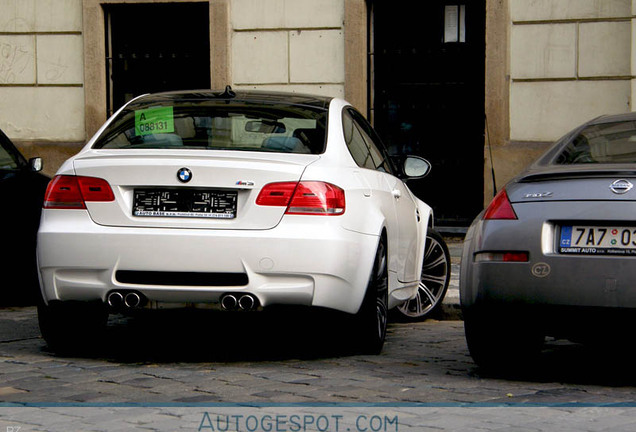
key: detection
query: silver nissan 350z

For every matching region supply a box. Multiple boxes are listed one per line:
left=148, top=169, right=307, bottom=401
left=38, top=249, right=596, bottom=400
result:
left=461, top=112, right=636, bottom=370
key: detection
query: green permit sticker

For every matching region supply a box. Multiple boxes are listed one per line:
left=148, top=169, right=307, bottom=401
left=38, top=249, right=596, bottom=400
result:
left=135, top=106, right=175, bottom=136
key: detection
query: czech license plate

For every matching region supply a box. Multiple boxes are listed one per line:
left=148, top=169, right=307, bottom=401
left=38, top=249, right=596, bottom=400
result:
left=560, top=225, right=636, bottom=255
left=133, top=188, right=237, bottom=219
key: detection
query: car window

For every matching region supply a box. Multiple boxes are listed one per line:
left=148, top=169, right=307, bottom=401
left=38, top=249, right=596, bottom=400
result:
left=93, top=101, right=327, bottom=154
left=349, top=109, right=394, bottom=174
left=343, top=110, right=377, bottom=169
left=0, top=131, right=25, bottom=171
left=555, top=120, right=636, bottom=164
left=343, top=108, right=394, bottom=174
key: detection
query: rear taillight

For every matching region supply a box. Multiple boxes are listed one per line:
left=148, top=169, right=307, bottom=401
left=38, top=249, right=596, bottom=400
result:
left=254, top=182, right=298, bottom=207
left=483, top=188, right=517, bottom=220
left=475, top=252, right=529, bottom=262
left=44, top=175, right=115, bottom=209
left=256, top=181, right=345, bottom=215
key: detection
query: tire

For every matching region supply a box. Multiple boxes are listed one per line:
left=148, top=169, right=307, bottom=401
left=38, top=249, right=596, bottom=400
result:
left=395, top=228, right=450, bottom=321
left=38, top=301, right=108, bottom=353
left=354, top=236, right=389, bottom=354
left=463, top=307, right=544, bottom=372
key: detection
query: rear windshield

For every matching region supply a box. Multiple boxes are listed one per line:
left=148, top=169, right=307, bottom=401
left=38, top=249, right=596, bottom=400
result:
left=92, top=100, right=327, bottom=154
left=555, top=120, right=636, bottom=164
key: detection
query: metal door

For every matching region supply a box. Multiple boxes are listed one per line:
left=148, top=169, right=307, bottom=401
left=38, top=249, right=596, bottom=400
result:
left=372, top=0, right=486, bottom=228
left=105, top=2, right=211, bottom=116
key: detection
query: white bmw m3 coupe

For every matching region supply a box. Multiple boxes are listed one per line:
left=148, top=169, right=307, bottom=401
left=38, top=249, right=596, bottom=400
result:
left=37, top=87, right=434, bottom=353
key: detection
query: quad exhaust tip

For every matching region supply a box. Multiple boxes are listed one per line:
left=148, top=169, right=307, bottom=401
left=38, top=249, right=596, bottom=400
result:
left=124, top=292, right=141, bottom=308
left=107, top=291, right=124, bottom=308
left=221, top=294, right=238, bottom=310
left=221, top=294, right=257, bottom=311
left=107, top=290, right=145, bottom=310
left=238, top=294, right=255, bottom=311
left=107, top=291, right=256, bottom=311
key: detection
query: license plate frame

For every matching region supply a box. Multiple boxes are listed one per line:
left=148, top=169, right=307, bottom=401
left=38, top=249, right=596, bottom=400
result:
left=559, top=225, right=636, bottom=255
left=133, top=188, right=238, bottom=219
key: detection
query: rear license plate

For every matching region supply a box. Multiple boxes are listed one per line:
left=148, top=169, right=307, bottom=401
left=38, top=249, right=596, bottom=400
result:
left=133, top=188, right=237, bottom=219
left=559, top=225, right=636, bottom=255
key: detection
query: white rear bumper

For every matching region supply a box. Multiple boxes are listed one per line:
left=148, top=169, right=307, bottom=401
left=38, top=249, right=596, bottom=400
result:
left=37, top=210, right=379, bottom=314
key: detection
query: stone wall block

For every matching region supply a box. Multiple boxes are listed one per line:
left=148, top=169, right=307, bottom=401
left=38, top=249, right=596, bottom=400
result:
left=37, top=35, right=84, bottom=84
left=232, top=31, right=289, bottom=84
left=511, top=81, right=630, bottom=142
left=35, top=0, right=82, bottom=32
left=0, top=35, right=36, bottom=85
left=0, top=0, right=35, bottom=32
left=579, top=21, right=631, bottom=77
left=232, top=0, right=343, bottom=30
left=233, top=83, right=344, bottom=97
left=511, top=0, right=631, bottom=22
left=289, top=30, right=344, bottom=83
left=511, top=24, right=576, bottom=79
left=0, top=87, right=85, bottom=141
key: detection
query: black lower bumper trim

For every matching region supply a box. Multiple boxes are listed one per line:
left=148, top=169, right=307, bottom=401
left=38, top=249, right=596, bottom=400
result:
left=115, top=270, right=248, bottom=287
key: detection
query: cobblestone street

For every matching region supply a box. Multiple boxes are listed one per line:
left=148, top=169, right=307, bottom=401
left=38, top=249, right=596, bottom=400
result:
left=1, top=239, right=636, bottom=430
left=3, top=303, right=636, bottom=405
left=2, top=302, right=636, bottom=430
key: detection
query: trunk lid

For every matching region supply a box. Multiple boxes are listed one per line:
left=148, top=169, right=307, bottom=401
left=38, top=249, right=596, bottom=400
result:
left=72, top=149, right=319, bottom=230
left=507, top=167, right=636, bottom=203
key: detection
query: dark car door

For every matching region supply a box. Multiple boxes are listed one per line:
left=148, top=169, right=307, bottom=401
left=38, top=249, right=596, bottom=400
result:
left=0, top=129, right=49, bottom=304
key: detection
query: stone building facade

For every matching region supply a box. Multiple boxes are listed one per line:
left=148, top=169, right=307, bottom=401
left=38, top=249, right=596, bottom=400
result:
left=0, top=0, right=633, bottom=224
left=495, top=0, right=633, bottom=197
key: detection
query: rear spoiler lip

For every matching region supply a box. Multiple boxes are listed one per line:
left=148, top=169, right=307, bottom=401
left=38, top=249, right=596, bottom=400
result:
left=518, top=169, right=636, bottom=183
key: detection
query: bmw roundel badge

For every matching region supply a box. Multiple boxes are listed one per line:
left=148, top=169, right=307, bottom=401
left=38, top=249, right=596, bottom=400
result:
left=177, top=167, right=192, bottom=183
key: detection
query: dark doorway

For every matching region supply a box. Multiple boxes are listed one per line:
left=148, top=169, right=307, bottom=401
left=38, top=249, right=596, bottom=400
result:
left=105, top=2, right=211, bottom=116
left=372, top=1, right=486, bottom=228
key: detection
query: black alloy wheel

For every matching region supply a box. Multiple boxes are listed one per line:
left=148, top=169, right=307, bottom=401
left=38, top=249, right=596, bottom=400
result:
left=355, top=236, right=389, bottom=354
left=396, top=229, right=450, bottom=320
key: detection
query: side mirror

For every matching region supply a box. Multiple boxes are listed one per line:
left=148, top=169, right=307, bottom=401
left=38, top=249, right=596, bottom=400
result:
left=29, top=157, right=43, bottom=172
left=403, top=156, right=431, bottom=179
